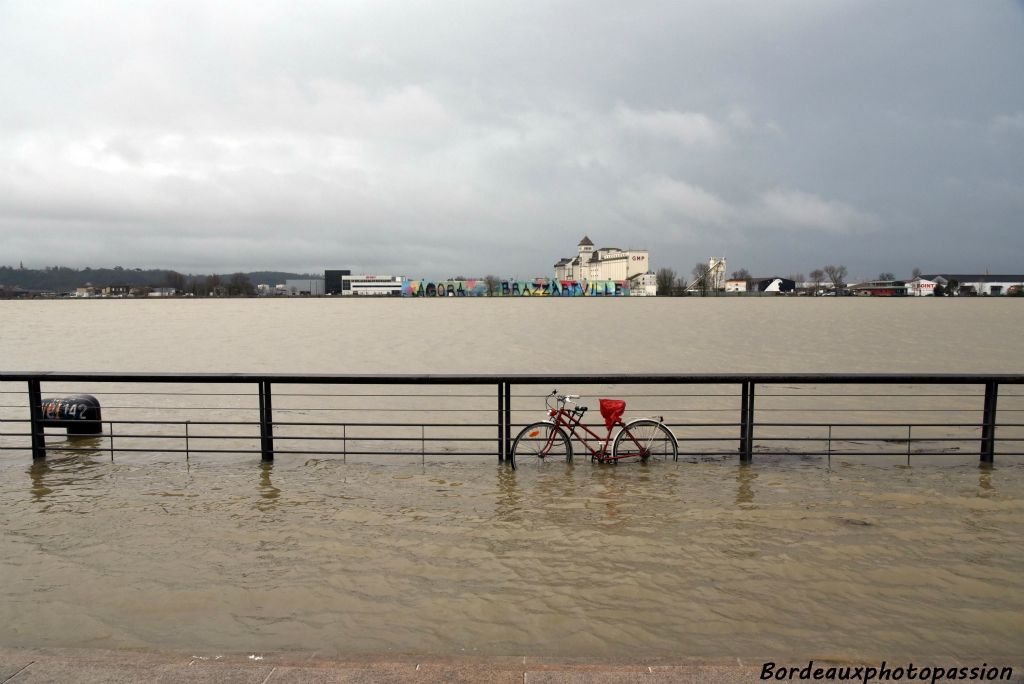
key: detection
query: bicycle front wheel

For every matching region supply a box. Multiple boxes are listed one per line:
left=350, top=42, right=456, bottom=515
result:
left=510, top=422, right=572, bottom=468
left=612, top=419, right=678, bottom=463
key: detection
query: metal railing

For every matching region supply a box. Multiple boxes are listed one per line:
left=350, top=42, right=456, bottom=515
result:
left=0, top=372, right=1021, bottom=466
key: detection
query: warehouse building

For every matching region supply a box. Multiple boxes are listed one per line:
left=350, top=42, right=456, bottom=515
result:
left=324, top=270, right=352, bottom=295
left=284, top=279, right=325, bottom=296
left=342, top=275, right=403, bottom=296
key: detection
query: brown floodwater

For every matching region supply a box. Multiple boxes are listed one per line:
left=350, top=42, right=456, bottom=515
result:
left=0, top=298, right=1021, bottom=659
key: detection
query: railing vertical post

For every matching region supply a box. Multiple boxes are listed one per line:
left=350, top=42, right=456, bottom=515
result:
left=739, top=381, right=754, bottom=463
left=27, top=379, right=45, bottom=460
left=827, top=425, right=832, bottom=466
left=497, top=382, right=505, bottom=462
left=504, top=382, right=512, bottom=460
left=980, top=381, right=998, bottom=464
left=906, top=425, right=912, bottom=466
left=258, top=380, right=274, bottom=462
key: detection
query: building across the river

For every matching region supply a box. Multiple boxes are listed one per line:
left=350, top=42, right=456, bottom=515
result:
left=850, top=279, right=909, bottom=296
left=909, top=274, right=1024, bottom=296
left=342, top=275, right=404, bottom=296
left=284, top=279, right=325, bottom=296
left=554, top=236, right=651, bottom=283
left=726, top=276, right=796, bottom=294
left=324, top=270, right=352, bottom=295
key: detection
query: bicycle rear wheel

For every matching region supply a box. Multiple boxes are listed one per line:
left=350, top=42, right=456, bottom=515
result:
left=612, top=419, right=677, bottom=463
left=510, top=422, right=572, bottom=468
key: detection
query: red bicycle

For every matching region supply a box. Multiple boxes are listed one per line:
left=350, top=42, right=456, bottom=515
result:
left=510, top=390, right=678, bottom=467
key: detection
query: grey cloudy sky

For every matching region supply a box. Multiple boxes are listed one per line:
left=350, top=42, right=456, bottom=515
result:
left=1, top=1, right=1022, bottom=279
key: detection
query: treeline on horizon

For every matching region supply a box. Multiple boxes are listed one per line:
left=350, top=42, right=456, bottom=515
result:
left=0, top=265, right=315, bottom=295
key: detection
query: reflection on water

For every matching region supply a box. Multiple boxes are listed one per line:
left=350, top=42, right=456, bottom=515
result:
left=979, top=467, right=993, bottom=493
left=258, top=461, right=280, bottom=506
left=735, top=464, right=756, bottom=506
left=495, top=463, right=523, bottom=524
left=29, top=458, right=51, bottom=500
left=1, top=453, right=1021, bottom=659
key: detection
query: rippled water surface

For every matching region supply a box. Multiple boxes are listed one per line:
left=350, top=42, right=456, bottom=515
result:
left=0, top=299, right=1022, bottom=658
left=1, top=453, right=1021, bottom=659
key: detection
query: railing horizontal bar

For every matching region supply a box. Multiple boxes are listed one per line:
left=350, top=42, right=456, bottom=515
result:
left=275, top=408, right=496, bottom=412
left=756, top=393, right=987, bottom=398
left=13, top=435, right=1019, bottom=446
left=750, top=408, right=995, bottom=413
left=0, top=418, right=503, bottom=428
left=269, top=436, right=496, bottom=442
left=4, top=372, right=1023, bottom=384
left=1, top=390, right=1011, bottom=399
left=11, top=406, right=501, bottom=412
left=1, top=405, right=1009, bottom=415
left=5, top=446, right=503, bottom=457
left=6, top=447, right=259, bottom=454
left=6, top=422, right=1022, bottom=431
left=752, top=422, right=1003, bottom=427
left=272, top=450, right=497, bottom=456
left=3, top=445, right=1022, bottom=457
left=786, top=451, right=1024, bottom=457
left=764, top=438, right=1024, bottom=443
left=4, top=405, right=1010, bottom=414
left=41, top=433, right=253, bottom=441
left=274, top=421, right=497, bottom=428
left=0, top=391, right=504, bottom=397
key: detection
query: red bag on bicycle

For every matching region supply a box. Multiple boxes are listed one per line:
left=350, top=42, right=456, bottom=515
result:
left=599, top=399, right=626, bottom=430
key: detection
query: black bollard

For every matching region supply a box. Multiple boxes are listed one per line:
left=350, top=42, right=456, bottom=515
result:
left=41, top=395, right=103, bottom=435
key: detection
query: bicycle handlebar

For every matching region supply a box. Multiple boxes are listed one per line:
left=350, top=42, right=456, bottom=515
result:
left=547, top=390, right=582, bottom=411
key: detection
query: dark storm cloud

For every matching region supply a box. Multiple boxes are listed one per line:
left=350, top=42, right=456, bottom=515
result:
left=1, top=0, right=1022, bottom=279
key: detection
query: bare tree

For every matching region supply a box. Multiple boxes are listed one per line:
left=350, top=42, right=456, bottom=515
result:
left=692, top=262, right=712, bottom=297
left=228, top=272, right=253, bottom=296
left=730, top=268, right=751, bottom=281
left=911, top=267, right=922, bottom=279
left=809, top=269, right=825, bottom=295
left=674, top=276, right=688, bottom=295
left=187, top=275, right=207, bottom=297
left=205, top=274, right=222, bottom=296
left=656, top=268, right=677, bottom=296
left=483, top=275, right=501, bottom=296
left=878, top=272, right=895, bottom=281
left=823, top=265, right=848, bottom=293
left=163, top=270, right=186, bottom=292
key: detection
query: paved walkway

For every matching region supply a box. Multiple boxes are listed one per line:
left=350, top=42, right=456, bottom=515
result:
left=1, top=648, right=1020, bottom=683
left=0, top=648, right=772, bottom=683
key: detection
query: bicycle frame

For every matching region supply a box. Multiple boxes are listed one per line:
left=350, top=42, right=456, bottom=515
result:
left=547, top=400, right=655, bottom=463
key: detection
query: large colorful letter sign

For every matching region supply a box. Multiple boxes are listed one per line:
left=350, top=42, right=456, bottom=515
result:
left=402, top=278, right=630, bottom=296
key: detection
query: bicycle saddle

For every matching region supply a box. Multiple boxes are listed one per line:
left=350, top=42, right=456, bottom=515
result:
left=599, top=399, right=626, bottom=430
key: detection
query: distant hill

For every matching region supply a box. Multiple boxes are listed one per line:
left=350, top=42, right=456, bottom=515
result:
left=244, top=271, right=314, bottom=286
left=0, top=266, right=316, bottom=293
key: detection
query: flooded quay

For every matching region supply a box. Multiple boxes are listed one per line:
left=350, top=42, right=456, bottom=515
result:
left=0, top=298, right=1022, bottom=659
